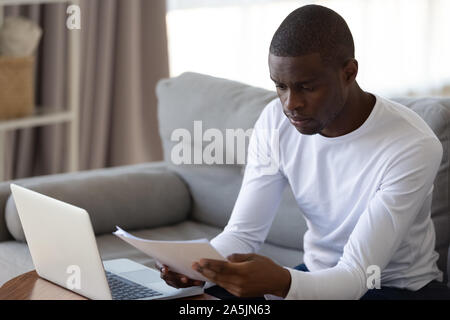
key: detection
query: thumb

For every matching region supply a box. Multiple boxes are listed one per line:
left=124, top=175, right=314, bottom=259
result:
left=227, top=253, right=254, bottom=263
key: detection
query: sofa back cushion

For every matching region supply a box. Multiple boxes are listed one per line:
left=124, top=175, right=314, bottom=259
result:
left=391, top=97, right=450, bottom=280
left=156, top=72, right=449, bottom=280
left=156, top=72, right=308, bottom=251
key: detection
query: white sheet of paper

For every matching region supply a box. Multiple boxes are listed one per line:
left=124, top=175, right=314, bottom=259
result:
left=113, top=226, right=226, bottom=281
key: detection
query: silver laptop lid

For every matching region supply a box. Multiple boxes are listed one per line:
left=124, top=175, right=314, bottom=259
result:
left=10, top=183, right=112, bottom=300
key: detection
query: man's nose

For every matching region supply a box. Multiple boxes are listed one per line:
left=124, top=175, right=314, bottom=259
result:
left=284, top=91, right=306, bottom=112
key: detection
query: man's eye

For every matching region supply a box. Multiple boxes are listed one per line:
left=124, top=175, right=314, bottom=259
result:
left=302, top=86, right=314, bottom=92
left=275, top=85, right=287, bottom=90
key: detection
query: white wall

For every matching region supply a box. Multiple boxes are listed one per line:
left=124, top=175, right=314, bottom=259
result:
left=166, top=0, right=450, bottom=96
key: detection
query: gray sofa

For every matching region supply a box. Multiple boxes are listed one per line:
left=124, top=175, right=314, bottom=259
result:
left=0, top=72, right=449, bottom=292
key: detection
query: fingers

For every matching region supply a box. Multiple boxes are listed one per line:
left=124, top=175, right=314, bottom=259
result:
left=192, top=260, right=242, bottom=285
left=155, top=261, right=164, bottom=272
left=192, top=255, right=257, bottom=294
left=195, top=259, right=233, bottom=274
left=227, top=253, right=254, bottom=263
left=191, top=254, right=270, bottom=298
left=193, top=256, right=253, bottom=276
left=159, top=264, right=204, bottom=288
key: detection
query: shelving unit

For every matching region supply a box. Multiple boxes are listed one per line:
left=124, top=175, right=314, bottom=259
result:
left=0, top=0, right=80, bottom=180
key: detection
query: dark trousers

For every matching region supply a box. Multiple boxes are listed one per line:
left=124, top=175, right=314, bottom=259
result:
left=295, top=263, right=450, bottom=300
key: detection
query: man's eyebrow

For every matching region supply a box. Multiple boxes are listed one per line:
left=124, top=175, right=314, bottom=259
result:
left=270, top=76, right=279, bottom=83
left=270, top=76, right=318, bottom=85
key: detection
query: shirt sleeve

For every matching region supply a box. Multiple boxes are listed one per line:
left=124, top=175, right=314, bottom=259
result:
left=210, top=104, right=288, bottom=259
left=285, top=137, right=443, bottom=300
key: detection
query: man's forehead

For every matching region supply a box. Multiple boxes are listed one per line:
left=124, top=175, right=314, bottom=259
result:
left=268, top=53, right=326, bottom=82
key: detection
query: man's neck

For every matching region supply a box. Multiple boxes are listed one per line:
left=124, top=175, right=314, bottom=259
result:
left=320, top=84, right=375, bottom=138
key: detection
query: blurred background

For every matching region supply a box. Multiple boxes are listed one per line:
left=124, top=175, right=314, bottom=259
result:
left=0, top=0, right=449, bottom=181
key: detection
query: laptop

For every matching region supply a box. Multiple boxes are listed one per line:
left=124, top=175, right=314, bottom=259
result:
left=9, top=183, right=204, bottom=300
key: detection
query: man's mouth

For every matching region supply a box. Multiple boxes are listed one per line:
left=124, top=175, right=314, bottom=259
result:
left=289, top=117, right=312, bottom=126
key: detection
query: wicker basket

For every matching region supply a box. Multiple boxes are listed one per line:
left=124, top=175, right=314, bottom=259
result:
left=0, top=56, right=35, bottom=120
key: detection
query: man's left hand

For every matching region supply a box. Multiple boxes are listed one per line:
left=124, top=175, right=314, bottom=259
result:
left=192, top=253, right=291, bottom=298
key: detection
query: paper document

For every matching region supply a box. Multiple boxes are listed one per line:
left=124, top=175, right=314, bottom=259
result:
left=113, top=226, right=226, bottom=281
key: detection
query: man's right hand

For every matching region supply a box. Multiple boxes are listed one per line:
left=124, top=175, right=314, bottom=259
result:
left=156, top=261, right=205, bottom=288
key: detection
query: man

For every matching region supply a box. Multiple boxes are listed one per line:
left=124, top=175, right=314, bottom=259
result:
left=159, top=4, right=450, bottom=299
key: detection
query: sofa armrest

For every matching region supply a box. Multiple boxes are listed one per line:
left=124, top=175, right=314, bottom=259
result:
left=0, top=161, right=192, bottom=242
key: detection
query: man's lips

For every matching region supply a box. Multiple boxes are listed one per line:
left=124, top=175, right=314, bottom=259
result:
left=289, top=117, right=312, bottom=125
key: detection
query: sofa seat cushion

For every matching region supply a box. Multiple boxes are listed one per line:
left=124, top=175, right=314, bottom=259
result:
left=0, top=241, right=34, bottom=286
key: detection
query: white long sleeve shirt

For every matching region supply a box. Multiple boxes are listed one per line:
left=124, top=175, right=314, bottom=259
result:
left=210, top=94, right=444, bottom=299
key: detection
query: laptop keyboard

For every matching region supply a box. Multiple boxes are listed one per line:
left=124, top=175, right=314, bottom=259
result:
left=105, top=271, right=163, bottom=300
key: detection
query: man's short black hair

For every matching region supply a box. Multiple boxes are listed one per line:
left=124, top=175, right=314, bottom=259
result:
left=269, top=4, right=355, bottom=67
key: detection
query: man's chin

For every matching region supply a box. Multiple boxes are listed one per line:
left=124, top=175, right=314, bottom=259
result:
left=293, top=125, right=320, bottom=135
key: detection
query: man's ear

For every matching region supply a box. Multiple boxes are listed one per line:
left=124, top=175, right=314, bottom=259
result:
left=341, top=58, right=358, bottom=84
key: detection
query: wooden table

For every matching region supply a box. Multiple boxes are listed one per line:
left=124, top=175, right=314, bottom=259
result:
left=0, top=270, right=217, bottom=300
